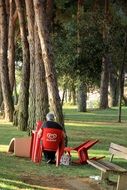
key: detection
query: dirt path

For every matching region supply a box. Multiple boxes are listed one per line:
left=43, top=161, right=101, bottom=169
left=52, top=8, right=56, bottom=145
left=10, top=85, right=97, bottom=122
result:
left=21, top=174, right=104, bottom=190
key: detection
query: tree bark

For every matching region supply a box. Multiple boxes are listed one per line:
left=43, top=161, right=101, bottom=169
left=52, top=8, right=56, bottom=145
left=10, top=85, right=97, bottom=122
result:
left=33, top=0, right=64, bottom=129
left=25, top=0, right=36, bottom=132
left=99, top=56, right=109, bottom=109
left=35, top=25, right=49, bottom=123
left=77, top=0, right=87, bottom=112
left=0, top=78, right=3, bottom=108
left=8, top=0, right=16, bottom=92
left=15, top=0, right=30, bottom=130
left=118, top=33, right=127, bottom=122
left=77, top=0, right=84, bottom=55
left=109, top=58, right=119, bottom=107
left=77, top=79, right=87, bottom=112
left=0, top=0, right=14, bottom=121
left=61, top=87, right=66, bottom=106
left=46, top=0, right=54, bottom=33
left=72, top=81, right=76, bottom=105
left=99, top=0, right=109, bottom=109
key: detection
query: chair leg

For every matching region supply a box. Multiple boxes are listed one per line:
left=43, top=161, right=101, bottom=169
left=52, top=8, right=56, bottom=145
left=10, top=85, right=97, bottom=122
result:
left=78, top=148, right=88, bottom=164
left=37, top=139, right=43, bottom=163
left=33, top=136, right=42, bottom=163
left=56, top=143, right=65, bottom=167
left=116, top=174, right=127, bottom=190
left=101, top=171, right=109, bottom=181
left=77, top=140, right=99, bottom=164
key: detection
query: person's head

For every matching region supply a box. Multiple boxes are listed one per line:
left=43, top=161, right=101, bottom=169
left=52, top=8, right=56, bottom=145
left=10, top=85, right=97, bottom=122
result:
left=46, top=112, right=55, bottom=121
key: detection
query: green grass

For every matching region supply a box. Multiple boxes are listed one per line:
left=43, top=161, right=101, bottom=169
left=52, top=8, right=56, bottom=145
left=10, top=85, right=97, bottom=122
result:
left=0, top=105, right=127, bottom=189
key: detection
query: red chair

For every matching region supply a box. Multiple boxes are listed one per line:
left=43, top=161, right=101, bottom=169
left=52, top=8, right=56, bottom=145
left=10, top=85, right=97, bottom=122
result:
left=30, top=121, right=43, bottom=162
left=31, top=126, right=64, bottom=167
left=64, top=139, right=99, bottom=164
left=41, top=128, right=65, bottom=166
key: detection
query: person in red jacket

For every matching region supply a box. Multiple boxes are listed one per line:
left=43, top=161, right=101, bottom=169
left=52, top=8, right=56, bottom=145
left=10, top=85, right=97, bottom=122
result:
left=38, top=112, right=64, bottom=164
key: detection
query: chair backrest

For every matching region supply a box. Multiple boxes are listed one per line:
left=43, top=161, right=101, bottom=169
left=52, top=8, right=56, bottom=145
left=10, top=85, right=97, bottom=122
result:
left=109, top=142, right=127, bottom=160
left=36, top=121, right=43, bottom=131
left=42, top=128, right=64, bottom=151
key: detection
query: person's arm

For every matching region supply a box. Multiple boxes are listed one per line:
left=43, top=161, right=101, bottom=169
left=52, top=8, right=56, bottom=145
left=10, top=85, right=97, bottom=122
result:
left=37, top=121, right=46, bottom=138
left=37, top=128, right=43, bottom=138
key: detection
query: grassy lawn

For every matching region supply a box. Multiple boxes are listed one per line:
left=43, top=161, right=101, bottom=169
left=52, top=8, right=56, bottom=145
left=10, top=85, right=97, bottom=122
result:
left=0, top=105, right=127, bottom=189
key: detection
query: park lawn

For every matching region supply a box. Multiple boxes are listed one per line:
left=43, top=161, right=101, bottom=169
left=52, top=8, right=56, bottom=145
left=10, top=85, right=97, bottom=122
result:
left=0, top=105, right=127, bottom=189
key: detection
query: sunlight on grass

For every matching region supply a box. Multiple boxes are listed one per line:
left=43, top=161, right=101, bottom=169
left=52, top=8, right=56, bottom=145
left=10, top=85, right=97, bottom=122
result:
left=65, top=122, right=91, bottom=127
left=65, top=122, right=98, bottom=127
left=63, top=104, right=77, bottom=109
left=0, top=182, right=18, bottom=190
left=0, top=119, right=11, bottom=124
left=0, top=144, right=8, bottom=152
left=0, top=178, right=46, bottom=190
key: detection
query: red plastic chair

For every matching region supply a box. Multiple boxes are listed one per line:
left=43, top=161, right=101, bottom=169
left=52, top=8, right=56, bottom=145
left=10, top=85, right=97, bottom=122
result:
left=64, top=139, right=99, bottom=164
left=41, top=128, right=65, bottom=166
left=30, top=121, right=43, bottom=162
left=31, top=125, right=64, bottom=167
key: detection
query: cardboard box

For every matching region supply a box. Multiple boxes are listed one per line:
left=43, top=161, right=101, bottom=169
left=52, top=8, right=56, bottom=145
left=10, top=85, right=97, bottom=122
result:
left=8, top=137, right=32, bottom=158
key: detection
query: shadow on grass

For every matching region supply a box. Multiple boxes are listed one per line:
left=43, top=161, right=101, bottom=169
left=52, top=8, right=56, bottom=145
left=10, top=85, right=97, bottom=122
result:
left=0, top=177, right=45, bottom=190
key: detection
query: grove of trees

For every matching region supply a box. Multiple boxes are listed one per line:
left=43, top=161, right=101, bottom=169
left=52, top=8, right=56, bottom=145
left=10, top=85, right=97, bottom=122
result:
left=0, top=0, right=127, bottom=133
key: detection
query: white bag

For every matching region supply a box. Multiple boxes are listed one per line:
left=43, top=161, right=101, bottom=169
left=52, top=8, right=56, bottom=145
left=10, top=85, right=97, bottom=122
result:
left=60, top=154, right=71, bottom=166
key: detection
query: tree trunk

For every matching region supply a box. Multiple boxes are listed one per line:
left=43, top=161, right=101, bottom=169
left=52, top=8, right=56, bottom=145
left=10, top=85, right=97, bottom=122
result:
left=0, top=76, right=3, bottom=108
left=109, top=58, right=119, bottom=107
left=77, top=79, right=87, bottom=112
left=35, top=26, right=49, bottom=123
left=0, top=0, right=14, bottom=121
left=13, top=80, right=18, bottom=105
left=8, top=0, right=16, bottom=93
left=25, top=0, right=36, bottom=132
left=77, top=0, right=84, bottom=55
left=33, top=0, right=64, bottom=129
left=15, top=0, right=30, bottom=130
left=109, top=74, right=119, bottom=107
left=118, top=33, right=127, bottom=123
left=46, top=0, right=54, bottom=33
left=99, top=56, right=109, bottom=109
left=77, top=1, right=86, bottom=112
left=99, top=0, right=109, bottom=109
left=61, top=87, right=66, bottom=106
left=72, top=82, right=76, bottom=105
left=68, top=90, right=72, bottom=103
